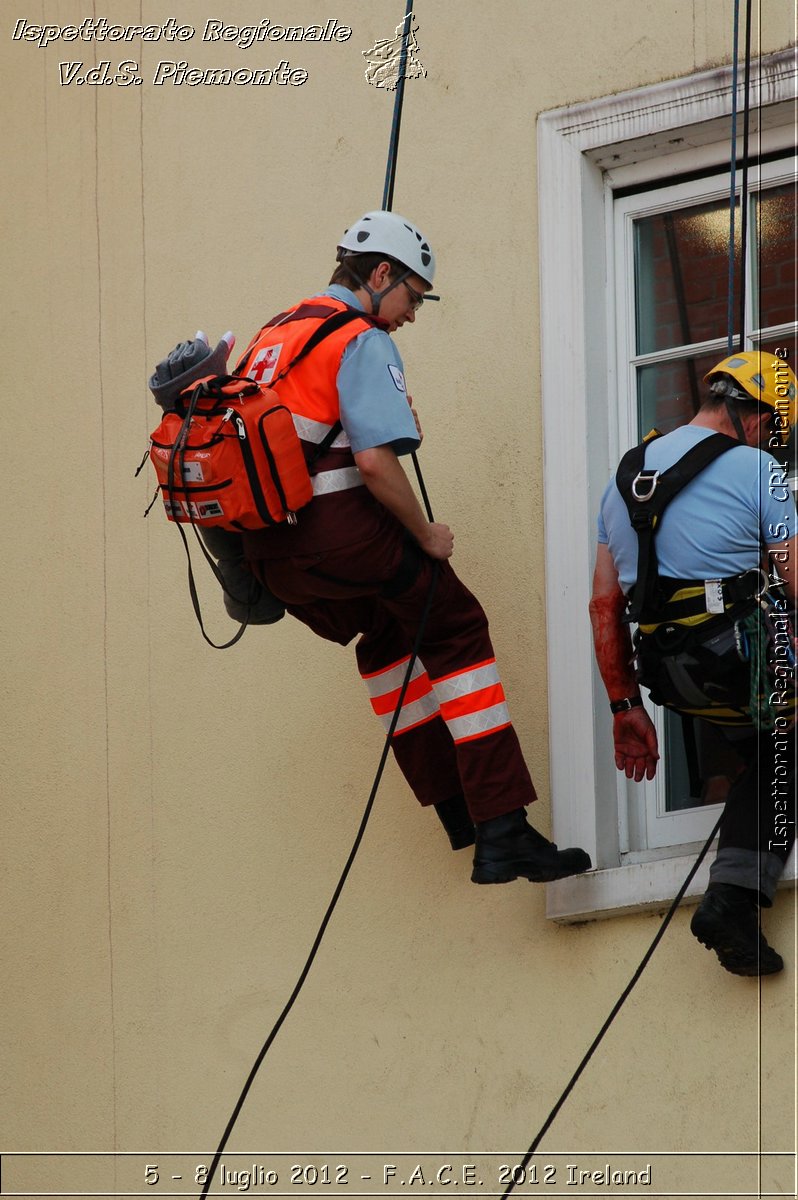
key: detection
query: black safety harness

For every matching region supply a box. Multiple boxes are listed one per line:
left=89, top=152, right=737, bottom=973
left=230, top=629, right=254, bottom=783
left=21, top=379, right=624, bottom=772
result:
left=616, top=430, right=793, bottom=728
left=618, top=430, right=741, bottom=624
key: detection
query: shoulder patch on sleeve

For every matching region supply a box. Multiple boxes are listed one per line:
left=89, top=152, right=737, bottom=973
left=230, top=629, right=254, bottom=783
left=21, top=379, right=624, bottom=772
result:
left=388, top=363, right=406, bottom=392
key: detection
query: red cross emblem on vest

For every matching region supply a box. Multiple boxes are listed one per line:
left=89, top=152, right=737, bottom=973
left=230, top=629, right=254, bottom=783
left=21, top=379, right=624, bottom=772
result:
left=248, top=344, right=282, bottom=383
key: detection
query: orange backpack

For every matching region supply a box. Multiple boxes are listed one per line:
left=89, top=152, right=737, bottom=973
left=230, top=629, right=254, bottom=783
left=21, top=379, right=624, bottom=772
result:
left=149, top=376, right=314, bottom=529
left=146, top=308, right=367, bottom=532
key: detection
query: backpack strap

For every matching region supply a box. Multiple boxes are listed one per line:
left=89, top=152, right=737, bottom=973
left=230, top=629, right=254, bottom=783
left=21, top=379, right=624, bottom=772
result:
left=267, top=308, right=376, bottom=387
left=233, top=304, right=385, bottom=377
left=233, top=306, right=379, bottom=476
left=616, top=432, right=739, bottom=622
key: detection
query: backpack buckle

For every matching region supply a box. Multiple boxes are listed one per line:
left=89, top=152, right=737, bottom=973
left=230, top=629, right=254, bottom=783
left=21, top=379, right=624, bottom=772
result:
left=631, top=469, right=660, bottom=501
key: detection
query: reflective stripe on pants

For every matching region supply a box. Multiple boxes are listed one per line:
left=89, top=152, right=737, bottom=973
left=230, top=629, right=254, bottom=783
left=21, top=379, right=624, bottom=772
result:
left=361, top=655, right=440, bottom=735
left=250, top=515, right=538, bottom=821
left=430, top=658, right=511, bottom=744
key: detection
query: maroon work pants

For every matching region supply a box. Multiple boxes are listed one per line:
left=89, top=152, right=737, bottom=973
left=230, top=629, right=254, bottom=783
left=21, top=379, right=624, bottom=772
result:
left=248, top=523, right=537, bottom=823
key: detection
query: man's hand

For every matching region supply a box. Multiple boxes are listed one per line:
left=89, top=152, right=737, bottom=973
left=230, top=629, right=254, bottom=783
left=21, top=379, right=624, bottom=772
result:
left=354, top=445, right=454, bottom=557
left=417, top=522, right=454, bottom=560
left=613, top=706, right=659, bottom=781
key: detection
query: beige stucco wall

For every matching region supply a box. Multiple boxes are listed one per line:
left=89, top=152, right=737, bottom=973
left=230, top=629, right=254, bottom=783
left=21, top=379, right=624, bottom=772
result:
left=3, top=2, right=795, bottom=1195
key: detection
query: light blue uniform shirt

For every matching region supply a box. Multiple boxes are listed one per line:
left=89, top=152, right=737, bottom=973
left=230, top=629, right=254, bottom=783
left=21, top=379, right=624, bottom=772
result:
left=598, top=424, right=797, bottom=594
left=318, top=285, right=420, bottom=456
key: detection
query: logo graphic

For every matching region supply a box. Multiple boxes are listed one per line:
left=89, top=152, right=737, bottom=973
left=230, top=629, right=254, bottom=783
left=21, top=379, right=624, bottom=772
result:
left=164, top=498, right=225, bottom=521
left=248, top=344, right=283, bottom=384
left=181, top=461, right=205, bottom=483
left=388, top=364, right=406, bottom=392
left=363, top=14, right=426, bottom=91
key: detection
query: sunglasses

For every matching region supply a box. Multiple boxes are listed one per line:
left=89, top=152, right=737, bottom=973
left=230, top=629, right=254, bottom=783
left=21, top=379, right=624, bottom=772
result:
left=401, top=279, right=440, bottom=310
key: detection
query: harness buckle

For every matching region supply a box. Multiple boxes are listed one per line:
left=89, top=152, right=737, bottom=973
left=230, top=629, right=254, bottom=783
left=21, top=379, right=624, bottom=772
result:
left=631, top=469, right=660, bottom=501
left=753, top=568, right=769, bottom=601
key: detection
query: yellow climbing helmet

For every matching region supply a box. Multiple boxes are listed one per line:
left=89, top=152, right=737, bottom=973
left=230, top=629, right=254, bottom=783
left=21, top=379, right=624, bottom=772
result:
left=704, top=351, right=797, bottom=445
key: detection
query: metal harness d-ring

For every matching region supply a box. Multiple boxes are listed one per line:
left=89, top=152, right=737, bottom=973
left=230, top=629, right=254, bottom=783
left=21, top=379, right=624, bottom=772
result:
left=631, top=469, right=660, bottom=502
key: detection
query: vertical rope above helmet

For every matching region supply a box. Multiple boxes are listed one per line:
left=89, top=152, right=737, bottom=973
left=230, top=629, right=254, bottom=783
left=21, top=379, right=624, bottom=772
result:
left=382, top=0, right=415, bottom=212
left=724, top=0, right=754, bottom=443
left=379, top=0, right=436, bottom=523
left=196, top=6, right=436, bottom=1195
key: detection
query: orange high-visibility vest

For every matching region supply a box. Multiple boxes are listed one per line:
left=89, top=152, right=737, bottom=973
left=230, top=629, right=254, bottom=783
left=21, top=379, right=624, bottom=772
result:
left=235, top=296, right=379, bottom=431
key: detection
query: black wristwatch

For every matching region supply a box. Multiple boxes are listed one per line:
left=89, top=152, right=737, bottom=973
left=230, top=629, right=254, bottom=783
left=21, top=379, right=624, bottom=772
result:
left=610, top=696, right=644, bottom=714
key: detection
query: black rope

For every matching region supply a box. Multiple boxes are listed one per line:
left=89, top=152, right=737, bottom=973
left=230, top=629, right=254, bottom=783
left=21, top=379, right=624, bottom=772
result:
left=198, top=3, right=435, bottom=1192
left=502, top=6, right=756, bottom=1187
left=736, top=0, right=753, bottom=352
left=381, top=0, right=415, bottom=212
left=379, top=0, right=432, bottom=522
left=199, top=562, right=440, bottom=1198
left=500, top=813, right=723, bottom=1199
left=726, top=0, right=741, bottom=354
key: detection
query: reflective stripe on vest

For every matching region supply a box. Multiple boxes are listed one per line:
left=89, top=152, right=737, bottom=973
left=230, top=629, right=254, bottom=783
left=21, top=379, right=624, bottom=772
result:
left=362, top=656, right=440, bottom=736
left=430, top=659, right=512, bottom=744
left=292, top=412, right=351, bottom=449
left=311, top=466, right=364, bottom=497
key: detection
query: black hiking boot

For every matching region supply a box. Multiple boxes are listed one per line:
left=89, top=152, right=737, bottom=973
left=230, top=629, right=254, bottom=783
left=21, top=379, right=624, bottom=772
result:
left=434, top=794, right=476, bottom=851
left=471, top=808, right=592, bottom=884
left=690, top=884, right=783, bottom=977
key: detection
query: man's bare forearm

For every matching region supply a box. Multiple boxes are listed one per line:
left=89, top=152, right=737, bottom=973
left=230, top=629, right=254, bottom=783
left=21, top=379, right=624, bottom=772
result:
left=354, top=445, right=454, bottom=559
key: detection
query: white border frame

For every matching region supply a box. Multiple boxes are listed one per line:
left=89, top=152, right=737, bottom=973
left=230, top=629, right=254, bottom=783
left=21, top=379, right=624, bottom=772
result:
left=538, top=50, right=797, bottom=922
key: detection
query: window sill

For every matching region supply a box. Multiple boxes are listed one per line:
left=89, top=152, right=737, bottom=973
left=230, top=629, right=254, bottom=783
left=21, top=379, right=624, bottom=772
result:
left=546, top=846, right=796, bottom=925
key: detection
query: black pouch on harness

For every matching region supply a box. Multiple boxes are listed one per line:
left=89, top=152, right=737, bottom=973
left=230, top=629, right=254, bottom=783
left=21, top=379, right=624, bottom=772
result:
left=634, top=615, right=751, bottom=715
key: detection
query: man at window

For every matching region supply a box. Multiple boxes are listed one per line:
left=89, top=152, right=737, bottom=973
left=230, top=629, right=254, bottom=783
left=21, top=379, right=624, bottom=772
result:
left=589, top=351, right=797, bottom=977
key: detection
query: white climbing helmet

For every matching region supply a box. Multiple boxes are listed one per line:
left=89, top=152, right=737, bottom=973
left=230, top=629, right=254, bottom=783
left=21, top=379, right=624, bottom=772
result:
left=337, top=210, right=436, bottom=286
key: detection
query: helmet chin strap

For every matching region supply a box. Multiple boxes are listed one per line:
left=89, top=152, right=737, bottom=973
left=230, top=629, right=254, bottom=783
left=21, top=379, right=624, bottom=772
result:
left=336, top=251, right=412, bottom=317
left=709, top=378, right=751, bottom=444
left=724, top=395, right=748, bottom=444
left=360, top=268, right=411, bottom=317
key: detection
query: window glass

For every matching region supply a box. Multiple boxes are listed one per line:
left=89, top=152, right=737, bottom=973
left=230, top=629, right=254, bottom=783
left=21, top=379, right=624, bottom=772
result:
left=754, top=181, right=798, bottom=330
left=636, top=350, right=725, bottom=435
left=634, top=199, right=742, bottom=355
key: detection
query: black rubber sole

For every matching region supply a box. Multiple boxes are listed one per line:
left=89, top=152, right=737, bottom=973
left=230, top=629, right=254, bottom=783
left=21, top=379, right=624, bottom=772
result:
left=690, top=913, right=783, bottom=977
left=471, top=857, right=591, bottom=885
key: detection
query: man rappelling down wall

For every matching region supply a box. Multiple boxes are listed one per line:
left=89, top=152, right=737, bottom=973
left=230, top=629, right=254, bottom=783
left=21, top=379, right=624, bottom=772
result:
left=590, top=352, right=797, bottom=977
left=148, top=210, right=592, bottom=889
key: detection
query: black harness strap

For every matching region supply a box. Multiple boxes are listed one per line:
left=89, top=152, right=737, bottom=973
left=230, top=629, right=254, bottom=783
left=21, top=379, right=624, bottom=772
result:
left=233, top=304, right=387, bottom=377
left=616, top=432, right=739, bottom=622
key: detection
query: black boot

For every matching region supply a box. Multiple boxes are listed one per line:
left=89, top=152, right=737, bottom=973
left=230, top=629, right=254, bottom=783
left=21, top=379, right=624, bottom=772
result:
left=690, top=883, right=783, bottom=976
left=433, top=794, right=476, bottom=850
left=471, top=808, right=591, bottom=884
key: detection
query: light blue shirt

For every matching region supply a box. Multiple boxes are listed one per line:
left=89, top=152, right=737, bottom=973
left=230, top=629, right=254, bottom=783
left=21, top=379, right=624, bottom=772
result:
left=319, top=285, right=420, bottom=456
left=597, top=424, right=797, bottom=594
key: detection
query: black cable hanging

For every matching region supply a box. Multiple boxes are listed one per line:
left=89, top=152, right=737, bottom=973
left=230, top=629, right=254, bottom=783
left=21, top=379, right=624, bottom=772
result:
left=736, top=0, right=753, bottom=353
left=500, top=813, right=723, bottom=1198
left=197, top=5, right=431, bottom=1194
left=726, top=0, right=741, bottom=354
left=500, top=5, right=755, bottom=1189
left=726, top=0, right=754, bottom=357
left=381, top=0, right=436, bottom=524
left=198, top=562, right=439, bottom=1199
left=382, top=0, right=414, bottom=214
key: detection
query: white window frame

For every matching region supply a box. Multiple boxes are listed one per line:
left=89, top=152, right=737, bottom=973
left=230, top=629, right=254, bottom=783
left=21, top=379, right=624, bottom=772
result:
left=538, top=49, right=797, bottom=922
left=613, top=159, right=796, bottom=855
